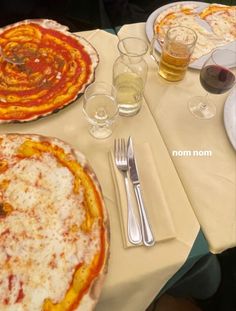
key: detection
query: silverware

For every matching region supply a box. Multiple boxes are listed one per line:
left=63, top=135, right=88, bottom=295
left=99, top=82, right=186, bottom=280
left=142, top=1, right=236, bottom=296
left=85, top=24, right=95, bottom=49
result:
left=114, top=138, right=142, bottom=245
left=127, top=137, right=155, bottom=247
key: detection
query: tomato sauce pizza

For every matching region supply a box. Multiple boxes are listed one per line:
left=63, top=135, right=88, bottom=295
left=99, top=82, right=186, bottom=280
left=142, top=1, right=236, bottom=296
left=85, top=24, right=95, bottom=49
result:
left=0, top=20, right=99, bottom=123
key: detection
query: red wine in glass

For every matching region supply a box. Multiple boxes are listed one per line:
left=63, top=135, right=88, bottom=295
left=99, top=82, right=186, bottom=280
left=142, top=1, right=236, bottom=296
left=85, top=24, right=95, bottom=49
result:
left=188, top=49, right=236, bottom=119
left=200, top=65, right=235, bottom=94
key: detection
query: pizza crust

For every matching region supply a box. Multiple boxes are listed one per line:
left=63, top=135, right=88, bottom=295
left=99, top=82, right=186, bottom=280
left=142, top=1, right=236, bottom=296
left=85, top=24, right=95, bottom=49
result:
left=0, top=19, right=69, bottom=34
left=73, top=147, right=110, bottom=311
left=73, top=149, right=110, bottom=311
left=78, top=259, right=109, bottom=311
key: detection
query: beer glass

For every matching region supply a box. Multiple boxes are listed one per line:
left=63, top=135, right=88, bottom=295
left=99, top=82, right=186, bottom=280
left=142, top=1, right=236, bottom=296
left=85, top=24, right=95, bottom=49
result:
left=150, top=26, right=197, bottom=82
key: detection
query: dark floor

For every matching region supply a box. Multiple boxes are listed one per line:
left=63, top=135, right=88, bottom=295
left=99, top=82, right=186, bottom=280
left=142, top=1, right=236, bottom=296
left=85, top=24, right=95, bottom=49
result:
left=197, top=248, right=236, bottom=311
left=147, top=295, right=202, bottom=311
left=147, top=248, right=236, bottom=311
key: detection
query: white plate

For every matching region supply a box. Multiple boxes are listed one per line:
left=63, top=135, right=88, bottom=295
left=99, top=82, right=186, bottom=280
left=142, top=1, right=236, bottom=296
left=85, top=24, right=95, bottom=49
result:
left=145, top=1, right=236, bottom=70
left=224, top=87, right=236, bottom=150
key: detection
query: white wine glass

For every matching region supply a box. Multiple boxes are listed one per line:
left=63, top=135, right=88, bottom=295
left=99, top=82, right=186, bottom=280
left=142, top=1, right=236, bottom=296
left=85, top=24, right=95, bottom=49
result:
left=188, top=49, right=236, bottom=119
left=83, top=82, right=118, bottom=139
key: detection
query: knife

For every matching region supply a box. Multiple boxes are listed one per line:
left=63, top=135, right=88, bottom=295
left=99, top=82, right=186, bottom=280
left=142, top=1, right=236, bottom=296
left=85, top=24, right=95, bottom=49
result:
left=127, top=137, right=155, bottom=247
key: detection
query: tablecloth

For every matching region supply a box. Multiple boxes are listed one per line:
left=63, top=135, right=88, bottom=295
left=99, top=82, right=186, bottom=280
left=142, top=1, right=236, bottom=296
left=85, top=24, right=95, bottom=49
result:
left=117, top=22, right=236, bottom=254
left=0, top=28, right=200, bottom=311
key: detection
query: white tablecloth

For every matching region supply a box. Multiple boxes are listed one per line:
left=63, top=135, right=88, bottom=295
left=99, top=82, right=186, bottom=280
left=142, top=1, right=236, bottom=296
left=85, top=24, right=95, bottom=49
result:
left=0, top=28, right=200, bottom=311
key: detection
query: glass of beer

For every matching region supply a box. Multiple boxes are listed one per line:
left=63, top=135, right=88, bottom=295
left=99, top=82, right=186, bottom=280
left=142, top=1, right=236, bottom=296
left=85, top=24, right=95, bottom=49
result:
left=151, top=26, right=197, bottom=82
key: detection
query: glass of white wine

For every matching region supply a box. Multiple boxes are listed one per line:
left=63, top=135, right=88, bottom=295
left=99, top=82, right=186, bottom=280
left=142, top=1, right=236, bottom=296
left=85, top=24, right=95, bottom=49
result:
left=113, top=37, right=148, bottom=116
left=83, top=82, right=118, bottom=139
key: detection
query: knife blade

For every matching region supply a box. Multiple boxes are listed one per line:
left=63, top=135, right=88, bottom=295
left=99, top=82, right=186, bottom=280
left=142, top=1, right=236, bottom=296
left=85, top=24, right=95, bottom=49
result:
left=127, top=137, right=155, bottom=246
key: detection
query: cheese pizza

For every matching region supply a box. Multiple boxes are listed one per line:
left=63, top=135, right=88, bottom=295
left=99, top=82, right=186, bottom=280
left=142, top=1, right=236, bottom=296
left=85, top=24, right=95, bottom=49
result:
left=0, top=133, right=109, bottom=311
left=200, top=4, right=236, bottom=41
left=153, top=3, right=236, bottom=62
left=0, top=20, right=99, bottom=123
left=153, top=3, right=198, bottom=39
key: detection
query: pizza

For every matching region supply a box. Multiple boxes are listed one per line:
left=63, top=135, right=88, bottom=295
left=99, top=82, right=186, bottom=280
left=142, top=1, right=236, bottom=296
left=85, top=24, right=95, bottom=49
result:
left=153, top=3, right=198, bottom=40
left=0, top=19, right=99, bottom=123
left=0, top=133, right=109, bottom=311
left=200, top=4, right=236, bottom=41
left=153, top=3, right=236, bottom=62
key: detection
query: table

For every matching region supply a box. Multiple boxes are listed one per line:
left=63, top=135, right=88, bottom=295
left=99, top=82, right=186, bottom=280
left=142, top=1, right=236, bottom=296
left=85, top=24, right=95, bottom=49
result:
left=0, top=27, right=208, bottom=311
left=117, top=23, right=236, bottom=255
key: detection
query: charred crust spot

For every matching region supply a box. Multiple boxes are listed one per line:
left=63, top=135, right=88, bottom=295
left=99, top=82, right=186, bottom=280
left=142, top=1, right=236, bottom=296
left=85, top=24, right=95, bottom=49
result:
left=0, top=202, right=13, bottom=217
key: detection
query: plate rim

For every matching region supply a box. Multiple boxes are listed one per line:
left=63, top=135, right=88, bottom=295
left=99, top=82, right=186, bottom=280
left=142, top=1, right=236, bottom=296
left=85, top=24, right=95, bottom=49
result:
left=223, top=87, right=236, bottom=150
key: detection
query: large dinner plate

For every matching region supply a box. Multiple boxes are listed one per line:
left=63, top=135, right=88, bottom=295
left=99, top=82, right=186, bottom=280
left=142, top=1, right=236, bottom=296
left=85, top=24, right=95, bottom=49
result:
left=224, top=87, right=236, bottom=150
left=145, top=1, right=236, bottom=70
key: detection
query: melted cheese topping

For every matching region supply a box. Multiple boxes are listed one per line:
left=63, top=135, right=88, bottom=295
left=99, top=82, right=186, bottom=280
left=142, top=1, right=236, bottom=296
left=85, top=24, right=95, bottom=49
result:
left=200, top=5, right=236, bottom=41
left=0, top=135, right=105, bottom=311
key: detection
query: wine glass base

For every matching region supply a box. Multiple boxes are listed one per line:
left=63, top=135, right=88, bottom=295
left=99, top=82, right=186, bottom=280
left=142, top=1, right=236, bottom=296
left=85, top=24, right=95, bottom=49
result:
left=188, top=96, right=216, bottom=120
left=89, top=126, right=112, bottom=139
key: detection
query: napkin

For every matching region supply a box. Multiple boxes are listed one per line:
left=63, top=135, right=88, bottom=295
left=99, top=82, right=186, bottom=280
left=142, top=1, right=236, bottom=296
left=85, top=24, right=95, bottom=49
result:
left=109, top=142, right=176, bottom=248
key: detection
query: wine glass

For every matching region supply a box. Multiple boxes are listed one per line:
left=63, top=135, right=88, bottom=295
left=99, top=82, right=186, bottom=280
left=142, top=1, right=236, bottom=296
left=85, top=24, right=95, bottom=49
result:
left=188, top=49, right=236, bottom=119
left=83, top=82, right=118, bottom=139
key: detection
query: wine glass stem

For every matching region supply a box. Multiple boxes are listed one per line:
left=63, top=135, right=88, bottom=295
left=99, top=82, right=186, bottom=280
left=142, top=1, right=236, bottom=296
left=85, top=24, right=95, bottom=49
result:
left=199, top=93, right=209, bottom=110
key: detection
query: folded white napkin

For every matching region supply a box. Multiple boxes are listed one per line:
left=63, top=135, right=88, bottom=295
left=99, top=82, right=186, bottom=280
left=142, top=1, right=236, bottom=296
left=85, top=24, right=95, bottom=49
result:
left=109, top=142, right=176, bottom=248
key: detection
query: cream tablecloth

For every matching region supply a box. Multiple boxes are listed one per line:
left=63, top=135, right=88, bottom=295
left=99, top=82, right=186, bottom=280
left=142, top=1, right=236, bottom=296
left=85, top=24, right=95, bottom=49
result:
left=0, top=29, right=200, bottom=311
left=117, top=23, right=236, bottom=254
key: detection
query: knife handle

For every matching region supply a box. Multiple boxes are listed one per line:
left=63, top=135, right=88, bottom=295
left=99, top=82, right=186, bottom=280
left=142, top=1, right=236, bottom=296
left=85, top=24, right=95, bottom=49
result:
left=124, top=174, right=142, bottom=245
left=134, top=184, right=155, bottom=247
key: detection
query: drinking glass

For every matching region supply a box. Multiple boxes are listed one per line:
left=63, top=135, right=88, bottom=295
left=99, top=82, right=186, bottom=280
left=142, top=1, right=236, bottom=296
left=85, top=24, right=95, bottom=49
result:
left=113, top=37, right=148, bottom=116
left=83, top=82, right=118, bottom=139
left=188, top=49, right=236, bottom=119
left=150, top=26, right=197, bottom=82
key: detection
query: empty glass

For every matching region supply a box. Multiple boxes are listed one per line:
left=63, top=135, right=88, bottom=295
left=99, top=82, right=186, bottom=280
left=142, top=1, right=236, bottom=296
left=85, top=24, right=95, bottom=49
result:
left=83, top=82, right=118, bottom=139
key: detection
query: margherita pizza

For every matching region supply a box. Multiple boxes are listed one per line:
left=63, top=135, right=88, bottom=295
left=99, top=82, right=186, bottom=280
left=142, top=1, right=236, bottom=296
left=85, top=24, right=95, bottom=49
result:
left=153, top=3, right=236, bottom=62
left=0, top=20, right=99, bottom=123
left=0, top=133, right=109, bottom=311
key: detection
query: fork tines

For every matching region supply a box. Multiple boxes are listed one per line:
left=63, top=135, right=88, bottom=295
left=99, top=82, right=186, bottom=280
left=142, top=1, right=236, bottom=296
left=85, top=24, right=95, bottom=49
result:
left=114, top=138, right=127, bottom=166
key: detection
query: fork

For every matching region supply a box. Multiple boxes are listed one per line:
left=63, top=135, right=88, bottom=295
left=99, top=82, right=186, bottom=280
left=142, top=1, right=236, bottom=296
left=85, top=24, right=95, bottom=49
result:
left=114, top=138, right=142, bottom=245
